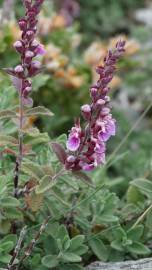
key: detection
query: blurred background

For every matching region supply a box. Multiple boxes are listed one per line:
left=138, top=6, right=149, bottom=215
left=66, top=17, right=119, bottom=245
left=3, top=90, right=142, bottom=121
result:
left=0, top=0, right=152, bottom=196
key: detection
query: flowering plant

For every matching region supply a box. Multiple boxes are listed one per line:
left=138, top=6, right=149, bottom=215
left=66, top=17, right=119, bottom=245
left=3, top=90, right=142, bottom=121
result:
left=0, top=1, right=151, bottom=270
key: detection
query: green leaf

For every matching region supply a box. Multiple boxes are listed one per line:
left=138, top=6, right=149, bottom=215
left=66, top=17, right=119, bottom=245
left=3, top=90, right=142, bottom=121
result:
left=0, top=241, right=14, bottom=252
left=63, top=235, right=70, bottom=251
left=0, top=135, right=18, bottom=146
left=1, top=235, right=17, bottom=246
left=62, top=253, right=82, bottom=262
left=21, top=162, right=44, bottom=180
left=113, top=227, right=126, bottom=241
left=0, top=220, right=11, bottom=234
left=0, top=176, right=7, bottom=195
left=131, top=178, right=152, bottom=200
left=58, top=225, right=69, bottom=243
left=100, top=214, right=118, bottom=223
left=35, top=175, right=56, bottom=194
left=0, top=254, right=12, bottom=263
left=127, top=225, right=144, bottom=241
left=24, top=132, right=50, bottom=145
left=70, top=235, right=85, bottom=251
left=127, top=186, right=144, bottom=204
left=0, top=109, right=16, bottom=120
left=4, top=208, right=23, bottom=220
left=25, top=106, right=54, bottom=117
left=111, top=240, right=124, bottom=252
left=127, top=242, right=150, bottom=255
left=72, top=245, right=88, bottom=256
left=89, top=238, right=108, bottom=261
left=42, top=255, right=59, bottom=268
left=44, top=236, right=59, bottom=255
left=0, top=197, right=20, bottom=208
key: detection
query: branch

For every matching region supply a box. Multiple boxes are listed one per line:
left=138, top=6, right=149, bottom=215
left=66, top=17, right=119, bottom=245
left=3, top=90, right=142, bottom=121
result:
left=7, top=226, right=27, bottom=270
left=17, top=215, right=51, bottom=269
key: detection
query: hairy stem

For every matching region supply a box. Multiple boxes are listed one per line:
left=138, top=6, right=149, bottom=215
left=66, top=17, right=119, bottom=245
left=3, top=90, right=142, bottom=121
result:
left=18, top=216, right=51, bottom=269
left=7, top=226, right=27, bottom=270
left=14, top=82, right=24, bottom=198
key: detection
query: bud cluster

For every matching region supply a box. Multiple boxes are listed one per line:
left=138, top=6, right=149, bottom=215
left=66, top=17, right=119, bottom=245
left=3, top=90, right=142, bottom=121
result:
left=65, top=41, right=125, bottom=171
left=5, top=0, right=45, bottom=105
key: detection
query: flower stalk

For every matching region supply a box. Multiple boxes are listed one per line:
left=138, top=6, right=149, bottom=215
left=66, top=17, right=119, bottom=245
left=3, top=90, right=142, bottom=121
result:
left=65, top=41, right=125, bottom=172
left=5, top=0, right=46, bottom=197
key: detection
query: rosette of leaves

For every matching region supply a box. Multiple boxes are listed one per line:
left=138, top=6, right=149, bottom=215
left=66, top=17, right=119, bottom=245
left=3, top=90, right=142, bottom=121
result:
left=41, top=224, right=87, bottom=269
left=111, top=225, right=150, bottom=257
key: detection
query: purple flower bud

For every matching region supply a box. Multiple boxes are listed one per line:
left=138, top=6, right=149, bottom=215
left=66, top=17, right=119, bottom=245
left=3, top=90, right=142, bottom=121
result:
left=90, top=87, right=98, bottom=101
left=18, top=19, right=27, bottom=31
left=104, top=96, right=111, bottom=102
left=96, top=99, right=105, bottom=107
left=26, top=30, right=34, bottom=41
left=67, top=155, right=76, bottom=163
left=14, top=41, right=24, bottom=53
left=14, top=65, right=24, bottom=74
left=30, top=39, right=39, bottom=50
left=24, top=0, right=32, bottom=9
left=28, top=61, right=41, bottom=76
left=81, top=104, right=91, bottom=120
left=23, top=86, right=32, bottom=97
left=25, top=50, right=34, bottom=64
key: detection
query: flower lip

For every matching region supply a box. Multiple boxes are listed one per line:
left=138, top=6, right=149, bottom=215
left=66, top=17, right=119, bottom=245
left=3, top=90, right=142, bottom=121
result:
left=66, top=134, right=80, bottom=152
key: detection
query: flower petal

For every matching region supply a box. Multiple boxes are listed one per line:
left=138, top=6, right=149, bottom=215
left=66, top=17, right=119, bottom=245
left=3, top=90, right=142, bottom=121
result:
left=67, top=135, right=80, bottom=151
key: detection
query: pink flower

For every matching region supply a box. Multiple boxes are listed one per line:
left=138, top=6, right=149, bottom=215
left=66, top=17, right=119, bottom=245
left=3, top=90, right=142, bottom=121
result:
left=98, top=118, right=116, bottom=142
left=66, top=123, right=81, bottom=152
left=65, top=40, right=125, bottom=172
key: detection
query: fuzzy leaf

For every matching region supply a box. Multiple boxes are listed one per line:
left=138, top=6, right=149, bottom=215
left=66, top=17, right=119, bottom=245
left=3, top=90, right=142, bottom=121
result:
left=3, top=68, right=16, bottom=76
left=25, top=106, right=54, bottom=117
left=21, top=162, right=44, bottom=180
left=0, top=254, right=12, bottom=264
left=70, top=235, right=85, bottom=251
left=127, top=241, right=150, bottom=255
left=0, top=135, right=18, bottom=146
left=24, top=132, right=49, bottom=145
left=51, top=142, right=67, bottom=164
left=127, top=185, right=144, bottom=204
left=4, top=208, right=23, bottom=220
left=35, top=175, right=56, bottom=194
left=25, top=192, right=43, bottom=212
left=131, top=178, right=152, bottom=200
left=42, top=255, right=58, bottom=268
left=62, top=253, right=81, bottom=262
left=89, top=238, right=108, bottom=261
left=0, top=197, right=20, bottom=208
left=0, top=241, right=14, bottom=253
left=0, top=109, right=16, bottom=120
left=127, top=225, right=144, bottom=241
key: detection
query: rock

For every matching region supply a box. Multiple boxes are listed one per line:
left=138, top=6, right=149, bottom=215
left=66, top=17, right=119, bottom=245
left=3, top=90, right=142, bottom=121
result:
left=86, top=258, right=152, bottom=270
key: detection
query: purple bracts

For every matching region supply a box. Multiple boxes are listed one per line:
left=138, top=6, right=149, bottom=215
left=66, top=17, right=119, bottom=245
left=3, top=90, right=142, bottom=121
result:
left=66, top=40, right=125, bottom=171
left=5, top=0, right=45, bottom=105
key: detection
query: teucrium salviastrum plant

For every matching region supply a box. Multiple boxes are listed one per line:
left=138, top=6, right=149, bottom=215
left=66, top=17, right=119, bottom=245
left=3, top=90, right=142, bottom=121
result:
left=2, top=1, right=150, bottom=270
